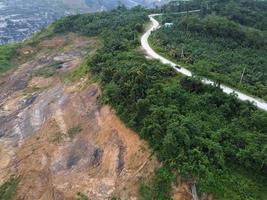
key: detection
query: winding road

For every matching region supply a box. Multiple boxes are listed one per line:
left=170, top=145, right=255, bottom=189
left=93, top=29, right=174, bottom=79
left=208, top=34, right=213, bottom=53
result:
left=141, top=12, right=267, bottom=112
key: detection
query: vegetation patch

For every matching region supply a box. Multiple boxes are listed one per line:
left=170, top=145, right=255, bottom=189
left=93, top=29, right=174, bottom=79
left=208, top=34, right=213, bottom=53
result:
left=33, top=60, right=64, bottom=77
left=76, top=192, right=89, bottom=200
left=152, top=0, right=267, bottom=101
left=52, top=132, right=65, bottom=143
left=0, top=177, right=20, bottom=200
left=0, top=44, right=18, bottom=74
left=67, top=125, right=82, bottom=139
left=62, top=63, right=90, bottom=83
left=139, top=167, right=174, bottom=200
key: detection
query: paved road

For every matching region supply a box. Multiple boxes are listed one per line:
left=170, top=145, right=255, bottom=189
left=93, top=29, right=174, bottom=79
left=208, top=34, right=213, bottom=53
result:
left=141, top=12, right=267, bottom=112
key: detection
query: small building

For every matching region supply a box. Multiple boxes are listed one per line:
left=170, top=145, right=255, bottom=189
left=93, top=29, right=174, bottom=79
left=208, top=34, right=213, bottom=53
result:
left=164, top=23, right=174, bottom=28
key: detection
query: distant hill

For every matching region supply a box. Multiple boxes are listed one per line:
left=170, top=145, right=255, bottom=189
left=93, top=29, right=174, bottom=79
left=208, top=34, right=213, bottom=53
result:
left=0, top=0, right=166, bottom=45
left=83, top=0, right=166, bottom=10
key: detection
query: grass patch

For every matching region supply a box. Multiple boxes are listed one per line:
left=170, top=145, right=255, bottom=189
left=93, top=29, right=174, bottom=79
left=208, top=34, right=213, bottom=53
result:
left=52, top=132, right=65, bottom=143
left=0, top=44, right=18, bottom=74
left=62, top=63, right=89, bottom=83
left=33, top=60, right=64, bottom=77
left=67, top=125, right=82, bottom=139
left=23, top=86, right=42, bottom=97
left=0, top=177, right=20, bottom=200
left=76, top=192, right=89, bottom=200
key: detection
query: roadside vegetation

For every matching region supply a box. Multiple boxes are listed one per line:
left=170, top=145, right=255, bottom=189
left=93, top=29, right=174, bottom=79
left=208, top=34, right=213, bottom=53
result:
left=151, top=0, right=267, bottom=101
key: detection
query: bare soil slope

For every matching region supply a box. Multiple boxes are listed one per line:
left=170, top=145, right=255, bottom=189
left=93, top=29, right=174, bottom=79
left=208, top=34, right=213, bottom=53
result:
left=0, top=34, right=158, bottom=200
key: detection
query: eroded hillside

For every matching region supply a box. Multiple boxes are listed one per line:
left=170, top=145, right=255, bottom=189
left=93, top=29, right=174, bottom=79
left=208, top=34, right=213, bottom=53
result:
left=0, top=34, right=159, bottom=200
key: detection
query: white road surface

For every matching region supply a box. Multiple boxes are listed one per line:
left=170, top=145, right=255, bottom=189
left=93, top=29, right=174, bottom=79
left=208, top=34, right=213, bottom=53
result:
left=141, top=12, right=267, bottom=112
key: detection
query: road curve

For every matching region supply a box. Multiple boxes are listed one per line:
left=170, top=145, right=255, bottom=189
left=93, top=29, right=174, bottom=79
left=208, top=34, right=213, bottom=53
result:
left=141, top=12, right=267, bottom=112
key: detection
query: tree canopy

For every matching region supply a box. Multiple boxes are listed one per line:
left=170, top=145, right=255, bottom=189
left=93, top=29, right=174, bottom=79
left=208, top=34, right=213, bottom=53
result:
left=53, top=5, right=267, bottom=199
left=151, top=0, right=267, bottom=101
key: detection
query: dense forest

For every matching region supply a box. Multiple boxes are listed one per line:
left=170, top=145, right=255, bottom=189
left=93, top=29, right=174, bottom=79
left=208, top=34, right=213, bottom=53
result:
left=50, top=4, right=267, bottom=199
left=151, top=0, right=267, bottom=101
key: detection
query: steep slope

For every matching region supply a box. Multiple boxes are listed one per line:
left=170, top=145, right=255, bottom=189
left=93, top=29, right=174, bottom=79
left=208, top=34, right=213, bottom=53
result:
left=0, top=34, right=158, bottom=200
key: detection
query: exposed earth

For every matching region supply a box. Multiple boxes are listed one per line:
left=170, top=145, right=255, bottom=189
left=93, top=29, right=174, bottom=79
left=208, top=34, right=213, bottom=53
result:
left=0, top=34, right=192, bottom=199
